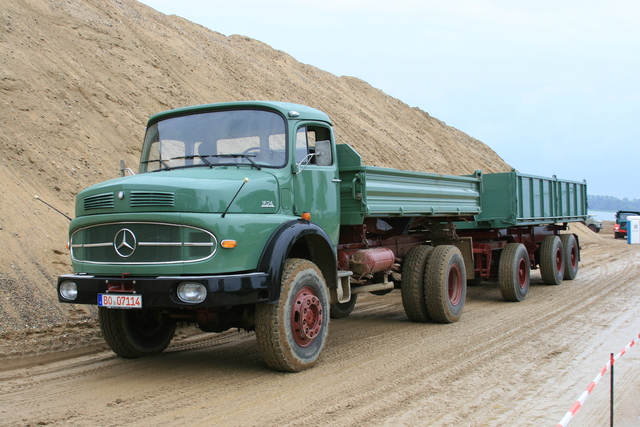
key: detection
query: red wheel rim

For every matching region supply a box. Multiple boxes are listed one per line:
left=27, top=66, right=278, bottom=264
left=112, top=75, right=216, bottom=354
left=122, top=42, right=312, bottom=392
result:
left=448, top=264, right=463, bottom=306
left=555, top=247, right=563, bottom=273
left=517, top=257, right=529, bottom=289
left=569, top=245, right=577, bottom=269
left=291, top=286, right=323, bottom=347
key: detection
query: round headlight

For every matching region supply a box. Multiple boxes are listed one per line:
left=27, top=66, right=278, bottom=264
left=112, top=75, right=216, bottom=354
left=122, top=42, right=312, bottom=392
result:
left=177, top=282, right=207, bottom=303
left=59, top=281, right=78, bottom=301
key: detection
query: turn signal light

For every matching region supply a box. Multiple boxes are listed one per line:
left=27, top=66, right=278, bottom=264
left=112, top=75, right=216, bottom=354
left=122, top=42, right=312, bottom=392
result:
left=221, top=239, right=237, bottom=249
left=301, top=212, right=311, bottom=221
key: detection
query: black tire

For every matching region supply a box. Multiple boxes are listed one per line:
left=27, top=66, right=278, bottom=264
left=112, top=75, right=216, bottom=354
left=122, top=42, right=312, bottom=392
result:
left=98, top=307, right=176, bottom=358
left=400, top=245, right=434, bottom=322
left=560, top=234, right=579, bottom=280
left=588, top=224, right=597, bottom=233
left=498, top=243, right=530, bottom=302
left=255, top=258, right=329, bottom=372
left=424, top=245, right=467, bottom=323
left=330, top=294, right=358, bottom=319
left=540, top=235, right=564, bottom=285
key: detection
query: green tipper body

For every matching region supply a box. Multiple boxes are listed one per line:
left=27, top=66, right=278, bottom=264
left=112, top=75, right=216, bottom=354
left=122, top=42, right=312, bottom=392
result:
left=457, top=171, right=588, bottom=229
left=336, top=144, right=482, bottom=225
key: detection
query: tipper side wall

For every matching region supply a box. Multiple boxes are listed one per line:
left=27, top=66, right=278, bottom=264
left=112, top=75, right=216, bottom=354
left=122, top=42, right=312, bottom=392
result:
left=337, top=144, right=482, bottom=225
left=457, top=171, right=587, bottom=229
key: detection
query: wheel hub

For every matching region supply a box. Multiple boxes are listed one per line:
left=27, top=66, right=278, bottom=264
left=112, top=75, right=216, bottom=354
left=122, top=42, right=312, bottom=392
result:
left=555, top=248, right=563, bottom=272
left=448, top=264, right=463, bottom=305
left=291, top=286, right=323, bottom=347
left=518, top=258, right=529, bottom=289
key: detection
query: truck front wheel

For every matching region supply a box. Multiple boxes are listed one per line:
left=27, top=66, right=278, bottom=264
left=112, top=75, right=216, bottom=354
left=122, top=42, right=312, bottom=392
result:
left=255, top=258, right=329, bottom=372
left=424, top=245, right=467, bottom=323
left=98, top=307, right=176, bottom=358
left=498, top=243, right=530, bottom=302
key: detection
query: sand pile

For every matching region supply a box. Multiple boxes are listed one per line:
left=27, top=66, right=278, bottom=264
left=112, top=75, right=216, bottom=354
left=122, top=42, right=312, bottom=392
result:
left=0, top=0, right=514, bottom=336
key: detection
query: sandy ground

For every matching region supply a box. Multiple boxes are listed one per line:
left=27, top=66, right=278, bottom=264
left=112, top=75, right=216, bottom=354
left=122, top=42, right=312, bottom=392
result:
left=0, top=228, right=638, bottom=427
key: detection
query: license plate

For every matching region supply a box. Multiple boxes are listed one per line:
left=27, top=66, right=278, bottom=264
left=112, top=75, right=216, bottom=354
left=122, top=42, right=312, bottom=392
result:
left=98, top=294, right=142, bottom=309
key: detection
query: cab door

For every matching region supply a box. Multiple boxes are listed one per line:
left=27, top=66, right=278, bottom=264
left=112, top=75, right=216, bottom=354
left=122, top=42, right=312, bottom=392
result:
left=292, top=124, right=340, bottom=244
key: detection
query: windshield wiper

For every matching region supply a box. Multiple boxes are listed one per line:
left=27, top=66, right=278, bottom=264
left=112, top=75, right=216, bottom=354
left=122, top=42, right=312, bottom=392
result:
left=202, top=154, right=261, bottom=170
left=141, top=158, right=172, bottom=171
left=143, top=154, right=261, bottom=172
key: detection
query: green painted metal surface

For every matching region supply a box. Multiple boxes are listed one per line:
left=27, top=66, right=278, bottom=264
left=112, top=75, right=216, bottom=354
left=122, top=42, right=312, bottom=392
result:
left=457, top=171, right=588, bottom=229
left=337, top=144, right=482, bottom=225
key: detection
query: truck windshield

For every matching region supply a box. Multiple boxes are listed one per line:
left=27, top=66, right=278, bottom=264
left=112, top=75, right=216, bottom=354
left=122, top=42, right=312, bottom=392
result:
left=139, top=109, right=287, bottom=172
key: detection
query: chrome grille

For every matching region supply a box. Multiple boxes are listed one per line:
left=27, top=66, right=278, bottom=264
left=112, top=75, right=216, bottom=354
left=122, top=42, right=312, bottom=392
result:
left=70, top=222, right=217, bottom=264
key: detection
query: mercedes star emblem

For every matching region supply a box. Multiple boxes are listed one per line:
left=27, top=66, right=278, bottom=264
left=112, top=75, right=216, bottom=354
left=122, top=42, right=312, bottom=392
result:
left=114, top=228, right=137, bottom=258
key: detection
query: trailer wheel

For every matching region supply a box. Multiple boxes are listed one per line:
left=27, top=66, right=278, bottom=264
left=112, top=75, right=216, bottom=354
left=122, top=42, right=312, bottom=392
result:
left=424, top=245, right=467, bottom=323
left=330, top=294, right=358, bottom=319
left=498, top=243, right=530, bottom=302
left=98, top=307, right=176, bottom=358
left=401, top=245, right=434, bottom=322
left=540, top=235, right=564, bottom=285
left=255, top=258, right=329, bottom=372
left=560, top=234, right=579, bottom=280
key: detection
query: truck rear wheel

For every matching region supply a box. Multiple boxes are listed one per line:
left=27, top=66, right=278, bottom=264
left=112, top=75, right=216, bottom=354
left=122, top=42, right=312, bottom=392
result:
left=330, top=294, right=358, bottom=319
left=401, top=245, right=434, bottom=322
left=540, top=235, right=564, bottom=285
left=498, top=243, right=530, bottom=302
left=255, top=258, right=329, bottom=372
left=560, top=234, right=579, bottom=280
left=98, top=307, right=176, bottom=358
left=424, top=245, right=467, bottom=323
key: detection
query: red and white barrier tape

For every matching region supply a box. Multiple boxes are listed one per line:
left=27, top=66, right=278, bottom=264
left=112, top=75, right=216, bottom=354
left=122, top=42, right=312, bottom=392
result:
left=556, top=333, right=640, bottom=427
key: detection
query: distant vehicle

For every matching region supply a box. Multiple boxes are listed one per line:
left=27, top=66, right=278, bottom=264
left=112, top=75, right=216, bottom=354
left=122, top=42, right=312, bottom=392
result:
left=584, top=215, right=603, bottom=233
left=614, top=210, right=640, bottom=239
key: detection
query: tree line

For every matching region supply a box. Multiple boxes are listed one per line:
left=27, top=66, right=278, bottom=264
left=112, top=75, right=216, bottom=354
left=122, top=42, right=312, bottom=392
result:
left=588, top=195, right=640, bottom=211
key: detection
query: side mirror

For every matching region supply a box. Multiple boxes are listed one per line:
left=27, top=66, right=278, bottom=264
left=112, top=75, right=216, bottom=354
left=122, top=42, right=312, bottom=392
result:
left=314, top=140, right=332, bottom=166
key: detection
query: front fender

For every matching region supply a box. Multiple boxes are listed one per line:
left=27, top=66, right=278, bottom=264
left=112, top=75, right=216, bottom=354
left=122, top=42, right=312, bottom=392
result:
left=258, top=220, right=336, bottom=303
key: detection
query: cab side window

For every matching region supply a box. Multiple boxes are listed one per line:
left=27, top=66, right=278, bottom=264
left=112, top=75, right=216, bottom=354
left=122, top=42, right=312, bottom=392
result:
left=295, top=126, right=333, bottom=165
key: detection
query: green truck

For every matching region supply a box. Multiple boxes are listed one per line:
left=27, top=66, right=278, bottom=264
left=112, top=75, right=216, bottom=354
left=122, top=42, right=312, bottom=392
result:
left=57, top=101, right=588, bottom=371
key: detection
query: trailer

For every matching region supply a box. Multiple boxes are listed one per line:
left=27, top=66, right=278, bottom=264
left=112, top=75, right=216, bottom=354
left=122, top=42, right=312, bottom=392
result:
left=57, top=101, right=588, bottom=372
left=455, top=171, right=587, bottom=301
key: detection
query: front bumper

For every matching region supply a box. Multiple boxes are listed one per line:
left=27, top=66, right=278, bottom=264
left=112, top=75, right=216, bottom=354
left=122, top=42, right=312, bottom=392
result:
left=57, top=272, right=269, bottom=308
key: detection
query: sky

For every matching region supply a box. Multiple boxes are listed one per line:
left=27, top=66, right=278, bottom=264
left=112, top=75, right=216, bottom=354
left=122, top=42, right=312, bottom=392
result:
left=138, top=0, right=640, bottom=200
